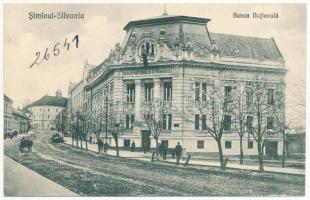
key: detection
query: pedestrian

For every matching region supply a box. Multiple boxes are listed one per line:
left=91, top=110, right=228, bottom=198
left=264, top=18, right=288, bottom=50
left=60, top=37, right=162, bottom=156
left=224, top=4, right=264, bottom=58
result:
left=89, top=136, right=92, bottom=144
left=131, top=140, right=136, bottom=152
left=104, top=142, right=109, bottom=153
left=162, top=143, right=168, bottom=161
left=175, top=142, right=183, bottom=165
left=158, top=142, right=163, bottom=157
left=97, top=138, right=103, bottom=154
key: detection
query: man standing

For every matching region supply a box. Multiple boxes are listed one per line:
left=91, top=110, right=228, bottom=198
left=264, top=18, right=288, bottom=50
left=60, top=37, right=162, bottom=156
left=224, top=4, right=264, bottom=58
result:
left=131, top=140, right=136, bottom=152
left=175, top=142, right=183, bottom=165
left=162, top=143, right=168, bottom=161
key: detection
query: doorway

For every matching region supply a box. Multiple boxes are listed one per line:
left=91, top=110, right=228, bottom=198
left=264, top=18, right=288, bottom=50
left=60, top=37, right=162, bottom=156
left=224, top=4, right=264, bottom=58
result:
left=141, top=130, right=151, bottom=151
left=265, top=141, right=278, bottom=159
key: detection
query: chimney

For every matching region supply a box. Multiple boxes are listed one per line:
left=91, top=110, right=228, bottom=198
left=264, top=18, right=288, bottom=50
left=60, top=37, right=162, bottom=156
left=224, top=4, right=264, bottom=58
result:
left=56, top=90, right=62, bottom=97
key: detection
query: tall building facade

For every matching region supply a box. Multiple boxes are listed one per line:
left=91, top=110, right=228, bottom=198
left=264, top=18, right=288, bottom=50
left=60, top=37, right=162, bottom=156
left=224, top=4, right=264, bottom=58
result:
left=4, top=94, right=13, bottom=136
left=26, top=91, right=68, bottom=130
left=70, top=14, right=286, bottom=157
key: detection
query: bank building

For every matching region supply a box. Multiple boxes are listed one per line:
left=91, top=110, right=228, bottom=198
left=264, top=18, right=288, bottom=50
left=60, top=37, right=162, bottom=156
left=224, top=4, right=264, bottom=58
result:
left=68, top=12, right=286, bottom=158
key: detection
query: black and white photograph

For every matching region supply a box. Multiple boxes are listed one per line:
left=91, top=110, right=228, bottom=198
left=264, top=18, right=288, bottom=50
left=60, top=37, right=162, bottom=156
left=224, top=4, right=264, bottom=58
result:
left=2, top=1, right=308, bottom=198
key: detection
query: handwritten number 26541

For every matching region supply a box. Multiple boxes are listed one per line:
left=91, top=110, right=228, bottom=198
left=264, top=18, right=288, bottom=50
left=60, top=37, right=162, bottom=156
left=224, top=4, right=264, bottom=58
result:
left=29, top=34, right=79, bottom=68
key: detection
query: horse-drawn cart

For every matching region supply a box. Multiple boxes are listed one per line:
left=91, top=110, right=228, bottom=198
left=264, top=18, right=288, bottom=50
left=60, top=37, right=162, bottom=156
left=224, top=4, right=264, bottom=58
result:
left=19, top=137, right=33, bottom=153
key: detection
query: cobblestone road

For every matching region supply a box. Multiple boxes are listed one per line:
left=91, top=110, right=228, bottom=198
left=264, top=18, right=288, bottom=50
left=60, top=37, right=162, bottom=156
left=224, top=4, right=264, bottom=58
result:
left=4, top=130, right=305, bottom=196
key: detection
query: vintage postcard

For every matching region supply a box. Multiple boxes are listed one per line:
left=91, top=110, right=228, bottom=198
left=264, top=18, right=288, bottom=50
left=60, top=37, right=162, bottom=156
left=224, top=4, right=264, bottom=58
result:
left=2, top=2, right=308, bottom=198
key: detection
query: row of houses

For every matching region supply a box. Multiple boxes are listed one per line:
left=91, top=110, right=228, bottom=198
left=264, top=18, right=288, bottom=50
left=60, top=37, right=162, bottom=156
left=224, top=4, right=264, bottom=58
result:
left=4, top=94, right=30, bottom=137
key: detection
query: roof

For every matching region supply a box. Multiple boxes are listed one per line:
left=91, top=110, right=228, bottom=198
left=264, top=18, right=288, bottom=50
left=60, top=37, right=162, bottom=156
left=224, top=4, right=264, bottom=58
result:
left=124, top=15, right=211, bottom=31
left=209, top=32, right=283, bottom=61
left=4, top=94, right=13, bottom=103
left=27, top=95, right=68, bottom=108
left=12, top=108, right=29, bottom=119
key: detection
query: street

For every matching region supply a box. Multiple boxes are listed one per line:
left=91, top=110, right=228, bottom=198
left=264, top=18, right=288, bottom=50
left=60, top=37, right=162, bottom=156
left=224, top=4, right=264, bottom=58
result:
left=4, top=130, right=305, bottom=196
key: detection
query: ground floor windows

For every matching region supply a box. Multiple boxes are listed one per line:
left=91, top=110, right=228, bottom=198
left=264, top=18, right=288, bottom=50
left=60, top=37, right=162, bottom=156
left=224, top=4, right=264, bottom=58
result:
left=124, top=139, right=130, bottom=148
left=223, top=115, right=231, bottom=131
left=248, top=140, right=254, bottom=149
left=267, top=117, right=274, bottom=129
left=125, top=114, right=135, bottom=130
left=225, top=141, right=232, bottom=149
left=197, top=140, right=204, bottom=149
left=162, top=114, right=172, bottom=130
left=195, top=114, right=207, bottom=130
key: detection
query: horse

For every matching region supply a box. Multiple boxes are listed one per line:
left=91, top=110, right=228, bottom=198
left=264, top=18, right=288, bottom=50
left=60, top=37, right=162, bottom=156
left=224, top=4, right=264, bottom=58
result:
left=19, top=138, right=33, bottom=153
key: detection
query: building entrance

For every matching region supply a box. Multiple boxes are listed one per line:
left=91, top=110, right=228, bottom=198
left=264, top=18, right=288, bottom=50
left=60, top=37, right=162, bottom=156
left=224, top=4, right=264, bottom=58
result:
left=141, top=130, right=151, bottom=152
left=265, top=141, right=278, bottom=159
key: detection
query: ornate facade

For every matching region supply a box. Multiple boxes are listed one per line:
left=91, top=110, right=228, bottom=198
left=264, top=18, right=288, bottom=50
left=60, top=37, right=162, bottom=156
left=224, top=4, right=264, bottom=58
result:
left=71, top=14, right=286, bottom=157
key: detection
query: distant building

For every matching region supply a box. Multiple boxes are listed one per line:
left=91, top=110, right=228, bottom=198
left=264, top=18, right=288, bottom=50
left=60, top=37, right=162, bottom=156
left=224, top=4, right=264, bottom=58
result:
left=286, top=130, right=305, bottom=159
left=12, top=108, right=30, bottom=134
left=26, top=91, right=68, bottom=130
left=4, top=94, right=13, bottom=136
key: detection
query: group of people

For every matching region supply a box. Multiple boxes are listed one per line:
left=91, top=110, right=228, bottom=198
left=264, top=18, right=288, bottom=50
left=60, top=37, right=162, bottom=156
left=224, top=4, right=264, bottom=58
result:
left=97, top=138, right=109, bottom=154
left=157, top=142, right=184, bottom=164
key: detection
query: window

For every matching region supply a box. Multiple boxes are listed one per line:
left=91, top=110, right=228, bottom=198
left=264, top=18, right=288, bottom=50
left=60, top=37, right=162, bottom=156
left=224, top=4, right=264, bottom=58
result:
left=145, top=83, right=153, bottom=102
left=195, top=82, right=200, bottom=101
left=225, top=141, right=232, bottom=149
left=124, top=139, right=130, bottom=148
left=164, top=82, right=172, bottom=101
left=161, top=140, right=168, bottom=148
left=223, top=115, right=231, bottom=131
left=144, top=114, right=153, bottom=121
left=202, top=83, right=207, bottom=101
left=47, top=115, right=49, bottom=119
left=202, top=114, right=207, bottom=130
left=127, top=84, right=135, bottom=102
left=267, top=89, right=274, bottom=105
left=162, top=114, right=172, bottom=130
left=56, top=109, right=58, bottom=112
left=224, top=86, right=232, bottom=98
left=125, top=114, right=135, bottom=130
left=195, top=114, right=200, bottom=130
left=246, top=87, right=253, bottom=106
left=247, top=116, right=253, bottom=134
left=197, top=140, right=204, bottom=149
left=267, top=117, right=274, bottom=129
left=140, top=42, right=155, bottom=57
left=248, top=141, right=254, bottom=149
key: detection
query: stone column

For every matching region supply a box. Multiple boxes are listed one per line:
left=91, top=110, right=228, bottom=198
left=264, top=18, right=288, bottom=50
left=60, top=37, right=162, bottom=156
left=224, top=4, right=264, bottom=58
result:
left=134, top=79, right=142, bottom=121
left=133, top=79, right=142, bottom=136
left=153, top=78, right=161, bottom=100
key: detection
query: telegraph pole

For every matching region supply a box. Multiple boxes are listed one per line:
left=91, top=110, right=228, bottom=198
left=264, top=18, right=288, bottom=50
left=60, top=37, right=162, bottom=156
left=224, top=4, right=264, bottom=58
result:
left=105, top=96, right=108, bottom=143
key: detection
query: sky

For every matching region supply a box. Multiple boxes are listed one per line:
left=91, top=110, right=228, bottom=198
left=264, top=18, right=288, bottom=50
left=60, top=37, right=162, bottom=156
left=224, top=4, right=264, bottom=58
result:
left=3, top=3, right=306, bottom=128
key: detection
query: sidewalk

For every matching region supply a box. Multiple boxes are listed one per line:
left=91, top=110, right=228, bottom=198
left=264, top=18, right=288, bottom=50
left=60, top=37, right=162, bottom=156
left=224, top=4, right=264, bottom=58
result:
left=4, top=156, right=79, bottom=197
left=63, top=137, right=305, bottom=176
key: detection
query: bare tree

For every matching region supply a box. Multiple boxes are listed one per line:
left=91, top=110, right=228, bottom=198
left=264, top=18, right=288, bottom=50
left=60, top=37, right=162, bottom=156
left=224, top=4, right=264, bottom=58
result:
left=55, top=110, right=67, bottom=138
left=141, top=98, right=166, bottom=158
left=184, top=79, right=235, bottom=169
left=230, top=82, right=250, bottom=165
left=247, top=78, right=285, bottom=173
left=106, top=98, right=126, bottom=157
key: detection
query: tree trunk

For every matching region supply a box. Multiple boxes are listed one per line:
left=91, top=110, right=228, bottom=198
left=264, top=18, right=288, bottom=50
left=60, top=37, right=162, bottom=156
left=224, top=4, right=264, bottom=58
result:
left=282, top=130, right=286, bottom=168
left=239, top=135, right=244, bottom=164
left=155, top=137, right=159, bottom=159
left=257, top=140, right=264, bottom=173
left=75, top=134, right=78, bottom=148
left=80, top=135, right=83, bottom=149
left=217, top=140, right=225, bottom=169
left=113, top=134, right=120, bottom=157
left=85, top=135, right=88, bottom=151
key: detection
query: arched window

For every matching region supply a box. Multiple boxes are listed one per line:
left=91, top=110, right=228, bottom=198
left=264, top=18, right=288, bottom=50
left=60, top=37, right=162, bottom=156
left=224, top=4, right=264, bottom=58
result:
left=151, top=44, right=155, bottom=56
